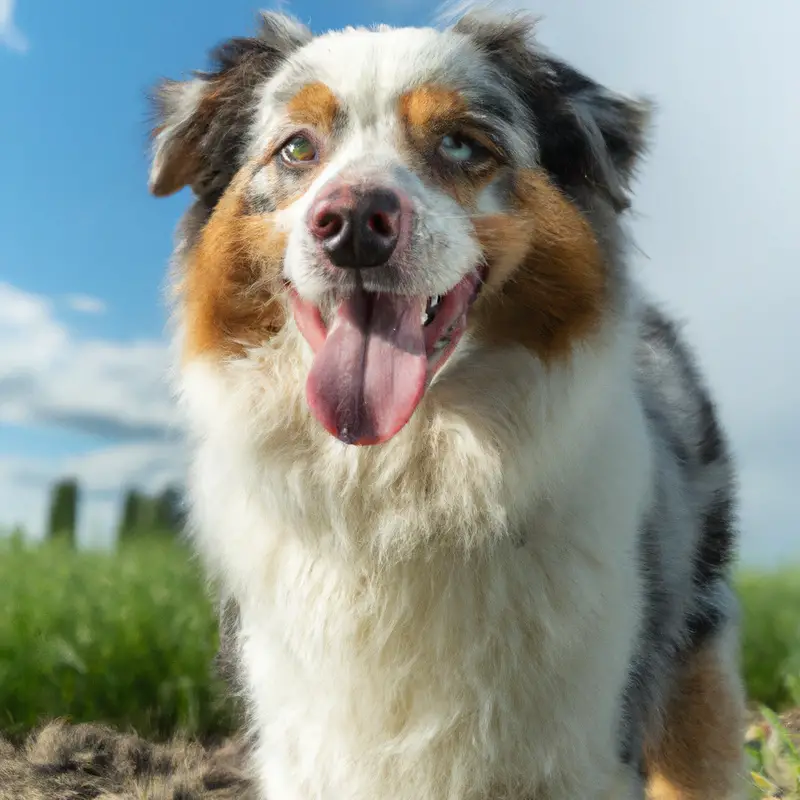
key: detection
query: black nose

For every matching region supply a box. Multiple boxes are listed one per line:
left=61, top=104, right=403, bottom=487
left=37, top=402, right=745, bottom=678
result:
left=308, top=187, right=402, bottom=269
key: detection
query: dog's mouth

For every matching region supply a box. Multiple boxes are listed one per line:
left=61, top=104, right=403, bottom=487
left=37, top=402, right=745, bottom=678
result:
left=289, top=267, right=486, bottom=446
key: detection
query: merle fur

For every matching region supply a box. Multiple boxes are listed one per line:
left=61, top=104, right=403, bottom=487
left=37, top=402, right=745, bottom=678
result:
left=617, top=304, right=740, bottom=778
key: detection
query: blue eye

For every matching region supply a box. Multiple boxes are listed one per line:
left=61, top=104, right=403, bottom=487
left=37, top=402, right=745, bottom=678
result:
left=439, top=134, right=476, bottom=162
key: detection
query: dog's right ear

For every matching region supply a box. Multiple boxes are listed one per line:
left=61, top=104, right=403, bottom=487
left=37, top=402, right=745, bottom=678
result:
left=454, top=10, right=653, bottom=212
left=148, top=11, right=312, bottom=199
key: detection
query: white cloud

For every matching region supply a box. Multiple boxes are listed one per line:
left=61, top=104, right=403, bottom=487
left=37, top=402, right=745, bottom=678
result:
left=0, top=0, right=28, bottom=53
left=0, top=282, right=179, bottom=440
left=0, top=282, right=184, bottom=544
left=65, top=293, right=107, bottom=315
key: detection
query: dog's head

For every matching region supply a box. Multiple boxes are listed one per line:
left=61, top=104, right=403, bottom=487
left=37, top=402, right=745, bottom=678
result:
left=149, top=10, right=651, bottom=447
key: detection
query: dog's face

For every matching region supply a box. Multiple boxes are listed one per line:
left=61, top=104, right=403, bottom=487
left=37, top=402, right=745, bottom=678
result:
left=149, top=11, right=650, bottom=446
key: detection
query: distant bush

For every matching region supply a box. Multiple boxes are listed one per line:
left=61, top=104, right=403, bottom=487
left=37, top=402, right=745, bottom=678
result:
left=118, top=485, right=186, bottom=540
left=45, top=478, right=79, bottom=545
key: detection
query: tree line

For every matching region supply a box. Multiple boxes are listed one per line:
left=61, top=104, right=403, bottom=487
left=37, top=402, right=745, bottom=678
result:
left=46, top=479, right=186, bottom=546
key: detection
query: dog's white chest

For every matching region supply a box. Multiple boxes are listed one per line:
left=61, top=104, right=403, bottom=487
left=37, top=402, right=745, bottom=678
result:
left=236, top=533, right=639, bottom=800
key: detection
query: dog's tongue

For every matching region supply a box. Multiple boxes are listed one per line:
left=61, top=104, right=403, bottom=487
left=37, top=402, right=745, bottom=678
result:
left=306, top=288, right=427, bottom=446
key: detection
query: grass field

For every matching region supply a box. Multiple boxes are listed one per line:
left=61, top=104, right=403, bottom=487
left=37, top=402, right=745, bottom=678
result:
left=0, top=534, right=798, bottom=795
left=0, top=534, right=235, bottom=743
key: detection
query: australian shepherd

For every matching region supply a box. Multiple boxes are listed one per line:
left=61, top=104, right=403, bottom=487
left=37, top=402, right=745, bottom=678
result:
left=148, top=8, right=746, bottom=799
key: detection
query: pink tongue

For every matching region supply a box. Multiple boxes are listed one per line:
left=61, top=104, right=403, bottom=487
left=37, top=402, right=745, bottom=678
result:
left=306, top=289, right=427, bottom=446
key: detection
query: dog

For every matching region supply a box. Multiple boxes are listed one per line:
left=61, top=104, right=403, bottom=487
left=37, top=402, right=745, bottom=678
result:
left=148, top=8, right=747, bottom=799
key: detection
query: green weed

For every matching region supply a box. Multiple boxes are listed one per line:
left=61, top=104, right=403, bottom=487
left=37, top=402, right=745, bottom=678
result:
left=747, top=707, right=800, bottom=799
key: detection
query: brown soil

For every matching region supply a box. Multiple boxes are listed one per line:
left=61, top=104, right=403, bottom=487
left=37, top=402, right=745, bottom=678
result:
left=1, top=710, right=797, bottom=799
left=0, top=720, right=254, bottom=799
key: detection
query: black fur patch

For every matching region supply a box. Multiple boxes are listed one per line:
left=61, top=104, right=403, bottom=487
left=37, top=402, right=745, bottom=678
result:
left=695, top=491, right=737, bottom=588
left=697, top=393, right=726, bottom=466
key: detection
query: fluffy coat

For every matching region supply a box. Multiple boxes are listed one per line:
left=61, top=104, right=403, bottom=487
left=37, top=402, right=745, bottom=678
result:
left=148, top=8, right=747, bottom=799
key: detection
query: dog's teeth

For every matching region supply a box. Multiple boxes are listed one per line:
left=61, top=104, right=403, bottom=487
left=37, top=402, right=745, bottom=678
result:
left=423, top=295, right=442, bottom=327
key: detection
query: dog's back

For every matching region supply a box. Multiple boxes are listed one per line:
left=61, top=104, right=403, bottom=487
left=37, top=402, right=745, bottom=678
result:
left=628, top=304, right=745, bottom=796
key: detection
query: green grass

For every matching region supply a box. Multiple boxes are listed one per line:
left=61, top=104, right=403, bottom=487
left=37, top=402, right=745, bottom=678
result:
left=739, top=569, right=800, bottom=712
left=0, top=534, right=236, bottom=742
left=0, top=534, right=798, bottom=764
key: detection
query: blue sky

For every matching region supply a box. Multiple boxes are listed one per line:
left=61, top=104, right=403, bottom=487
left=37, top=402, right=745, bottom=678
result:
left=1, top=0, right=799, bottom=564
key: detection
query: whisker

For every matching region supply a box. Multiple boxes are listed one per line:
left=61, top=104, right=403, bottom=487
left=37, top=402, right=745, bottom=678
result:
left=420, top=212, right=497, bottom=221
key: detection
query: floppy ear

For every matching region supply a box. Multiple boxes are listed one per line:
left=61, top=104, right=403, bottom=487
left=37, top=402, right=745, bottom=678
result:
left=454, top=12, right=653, bottom=211
left=148, top=11, right=313, bottom=200
left=535, top=56, right=653, bottom=211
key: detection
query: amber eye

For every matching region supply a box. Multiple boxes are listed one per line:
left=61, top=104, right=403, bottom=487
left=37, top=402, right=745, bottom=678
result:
left=280, top=135, right=318, bottom=164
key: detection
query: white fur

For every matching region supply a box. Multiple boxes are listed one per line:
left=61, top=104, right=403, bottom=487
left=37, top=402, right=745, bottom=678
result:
left=177, top=307, right=655, bottom=799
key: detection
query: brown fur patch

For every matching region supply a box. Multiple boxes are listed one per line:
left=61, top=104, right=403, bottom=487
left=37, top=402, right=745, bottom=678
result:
left=398, top=85, right=500, bottom=209
left=400, top=85, right=468, bottom=131
left=180, top=170, right=289, bottom=361
left=644, top=642, right=747, bottom=799
left=0, top=721, right=253, bottom=799
left=286, top=82, right=341, bottom=135
left=471, top=169, right=607, bottom=362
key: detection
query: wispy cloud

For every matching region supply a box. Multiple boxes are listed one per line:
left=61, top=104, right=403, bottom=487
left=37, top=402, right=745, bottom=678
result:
left=0, top=282, right=179, bottom=441
left=0, top=0, right=28, bottom=53
left=65, top=294, right=108, bottom=315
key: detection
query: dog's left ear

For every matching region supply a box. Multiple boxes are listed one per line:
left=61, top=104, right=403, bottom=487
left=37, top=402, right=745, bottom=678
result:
left=455, top=12, right=654, bottom=211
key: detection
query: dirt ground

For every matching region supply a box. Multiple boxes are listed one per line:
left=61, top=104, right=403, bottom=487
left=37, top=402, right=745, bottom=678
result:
left=1, top=711, right=798, bottom=799
left=0, top=720, right=255, bottom=799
